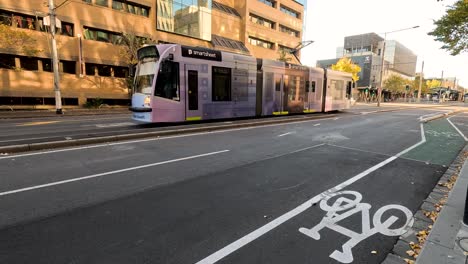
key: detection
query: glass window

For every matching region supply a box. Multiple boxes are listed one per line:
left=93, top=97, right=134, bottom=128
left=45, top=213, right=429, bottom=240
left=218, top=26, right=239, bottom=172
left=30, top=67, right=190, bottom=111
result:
left=258, top=0, right=275, bottom=8
left=19, top=57, right=38, bottom=71
left=212, top=66, right=231, bottom=101
left=330, top=79, right=344, bottom=100
left=135, top=74, right=154, bottom=94
left=157, top=0, right=212, bottom=41
left=95, top=0, right=108, bottom=7
left=311, top=81, right=316, bottom=92
left=155, top=61, right=180, bottom=101
left=60, top=22, right=74, bottom=37
left=112, top=0, right=123, bottom=10
left=280, top=5, right=299, bottom=18
left=0, top=54, right=16, bottom=69
left=248, top=36, right=273, bottom=49
left=279, top=25, right=299, bottom=38
left=41, top=58, right=53, bottom=72
left=249, top=13, right=275, bottom=29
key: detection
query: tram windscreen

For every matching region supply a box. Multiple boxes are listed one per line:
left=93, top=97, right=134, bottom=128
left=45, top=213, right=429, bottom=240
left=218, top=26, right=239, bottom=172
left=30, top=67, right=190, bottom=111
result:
left=134, top=74, right=154, bottom=95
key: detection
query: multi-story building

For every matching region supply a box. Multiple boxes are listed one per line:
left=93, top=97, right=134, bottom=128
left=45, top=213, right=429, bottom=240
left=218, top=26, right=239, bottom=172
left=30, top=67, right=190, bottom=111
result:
left=318, top=32, right=417, bottom=90
left=0, top=0, right=304, bottom=108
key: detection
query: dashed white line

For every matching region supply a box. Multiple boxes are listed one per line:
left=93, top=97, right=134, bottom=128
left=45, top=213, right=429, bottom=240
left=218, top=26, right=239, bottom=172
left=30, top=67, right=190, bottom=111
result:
left=195, top=123, right=426, bottom=264
left=314, top=124, right=321, bottom=127
left=0, top=150, right=230, bottom=197
left=278, top=131, right=295, bottom=137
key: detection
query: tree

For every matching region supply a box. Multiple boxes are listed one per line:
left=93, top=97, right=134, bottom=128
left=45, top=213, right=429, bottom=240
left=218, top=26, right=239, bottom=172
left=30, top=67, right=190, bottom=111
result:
left=118, top=32, right=156, bottom=94
left=428, top=0, right=468, bottom=55
left=426, top=79, right=442, bottom=88
left=408, top=76, right=429, bottom=94
left=119, top=32, right=157, bottom=66
left=277, top=49, right=292, bottom=62
left=384, top=74, right=406, bottom=92
left=331, top=57, right=361, bottom=83
left=0, top=24, right=41, bottom=58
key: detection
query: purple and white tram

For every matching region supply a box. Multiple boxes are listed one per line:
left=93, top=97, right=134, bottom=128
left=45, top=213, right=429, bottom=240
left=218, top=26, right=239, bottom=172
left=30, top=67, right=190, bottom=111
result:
left=130, top=44, right=352, bottom=123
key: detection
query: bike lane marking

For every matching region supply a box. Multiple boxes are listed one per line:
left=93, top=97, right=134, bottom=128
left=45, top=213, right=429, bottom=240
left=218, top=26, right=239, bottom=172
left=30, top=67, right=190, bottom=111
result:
left=447, top=115, right=468, bottom=141
left=195, top=124, right=426, bottom=264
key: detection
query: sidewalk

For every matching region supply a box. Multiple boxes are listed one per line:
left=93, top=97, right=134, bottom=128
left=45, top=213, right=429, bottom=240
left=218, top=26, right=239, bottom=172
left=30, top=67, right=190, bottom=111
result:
left=384, top=145, right=468, bottom=264
left=416, top=147, right=468, bottom=264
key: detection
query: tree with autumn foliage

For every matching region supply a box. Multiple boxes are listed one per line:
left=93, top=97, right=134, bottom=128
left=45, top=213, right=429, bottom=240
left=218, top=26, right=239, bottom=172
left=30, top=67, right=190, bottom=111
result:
left=384, top=74, right=406, bottom=93
left=331, top=57, right=361, bottom=83
left=426, top=79, right=442, bottom=88
left=0, top=24, right=40, bottom=62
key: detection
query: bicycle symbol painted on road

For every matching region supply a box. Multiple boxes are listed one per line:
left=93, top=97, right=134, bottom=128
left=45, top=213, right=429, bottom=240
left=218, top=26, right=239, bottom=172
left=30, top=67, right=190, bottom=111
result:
left=299, top=191, right=414, bottom=263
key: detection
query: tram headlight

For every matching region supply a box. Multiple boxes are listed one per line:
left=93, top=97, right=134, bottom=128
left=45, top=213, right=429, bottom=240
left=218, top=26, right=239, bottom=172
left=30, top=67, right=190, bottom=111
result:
left=144, top=96, right=151, bottom=107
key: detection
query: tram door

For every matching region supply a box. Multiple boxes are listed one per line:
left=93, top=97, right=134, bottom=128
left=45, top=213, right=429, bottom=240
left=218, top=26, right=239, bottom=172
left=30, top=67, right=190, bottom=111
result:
left=273, top=74, right=287, bottom=114
left=305, top=80, right=317, bottom=112
left=186, top=69, right=200, bottom=121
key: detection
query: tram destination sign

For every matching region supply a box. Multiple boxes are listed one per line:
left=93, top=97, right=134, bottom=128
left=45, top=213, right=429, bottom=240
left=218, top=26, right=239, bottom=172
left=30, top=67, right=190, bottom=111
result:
left=182, top=46, right=222, bottom=61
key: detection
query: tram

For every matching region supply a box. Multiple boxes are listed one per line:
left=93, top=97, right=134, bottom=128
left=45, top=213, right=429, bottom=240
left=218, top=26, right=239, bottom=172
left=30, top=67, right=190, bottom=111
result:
left=130, top=44, right=353, bottom=123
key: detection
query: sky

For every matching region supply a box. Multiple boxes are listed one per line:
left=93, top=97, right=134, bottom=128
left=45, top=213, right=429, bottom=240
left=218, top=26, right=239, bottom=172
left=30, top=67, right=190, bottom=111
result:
left=300, top=0, right=468, bottom=88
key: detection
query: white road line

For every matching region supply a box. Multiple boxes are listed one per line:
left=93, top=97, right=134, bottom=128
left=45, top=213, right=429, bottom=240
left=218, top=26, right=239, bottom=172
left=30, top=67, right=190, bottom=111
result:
left=0, top=150, right=229, bottom=197
left=278, top=131, right=295, bottom=137
left=195, top=124, right=426, bottom=264
left=0, top=117, right=337, bottom=160
left=447, top=116, right=468, bottom=141
left=314, top=124, right=321, bottom=127
left=0, top=136, right=54, bottom=143
left=334, top=118, right=339, bottom=120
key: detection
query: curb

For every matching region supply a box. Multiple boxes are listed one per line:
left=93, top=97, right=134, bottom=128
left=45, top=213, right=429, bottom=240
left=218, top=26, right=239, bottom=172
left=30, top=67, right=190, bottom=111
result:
left=0, top=114, right=334, bottom=154
left=420, top=110, right=463, bottom=123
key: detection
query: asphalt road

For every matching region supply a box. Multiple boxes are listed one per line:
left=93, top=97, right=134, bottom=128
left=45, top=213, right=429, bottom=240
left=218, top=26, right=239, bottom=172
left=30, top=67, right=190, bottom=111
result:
left=0, top=108, right=466, bottom=264
left=0, top=105, right=457, bottom=148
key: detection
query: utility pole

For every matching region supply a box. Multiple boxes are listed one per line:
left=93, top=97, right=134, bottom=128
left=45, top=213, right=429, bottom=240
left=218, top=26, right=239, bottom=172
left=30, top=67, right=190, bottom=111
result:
left=417, top=61, right=424, bottom=102
left=377, top=33, right=386, bottom=107
left=48, top=0, right=63, bottom=114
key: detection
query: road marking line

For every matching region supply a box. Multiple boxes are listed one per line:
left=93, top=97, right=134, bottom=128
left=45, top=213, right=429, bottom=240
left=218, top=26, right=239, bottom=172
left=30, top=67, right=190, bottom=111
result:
left=447, top=116, right=468, bottom=141
left=16, top=121, right=60, bottom=127
left=0, top=117, right=337, bottom=160
left=278, top=131, right=295, bottom=137
left=195, top=124, right=426, bottom=264
left=0, top=150, right=229, bottom=197
left=314, top=123, right=321, bottom=127
left=95, top=122, right=135, bottom=128
left=334, top=118, right=339, bottom=120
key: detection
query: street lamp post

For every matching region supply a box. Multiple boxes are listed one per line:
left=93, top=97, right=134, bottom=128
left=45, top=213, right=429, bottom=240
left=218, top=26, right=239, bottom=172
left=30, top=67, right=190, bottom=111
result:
left=377, top=26, right=419, bottom=107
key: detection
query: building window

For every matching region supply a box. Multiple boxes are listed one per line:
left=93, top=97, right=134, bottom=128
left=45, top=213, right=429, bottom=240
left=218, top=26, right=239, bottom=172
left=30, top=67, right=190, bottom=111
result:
left=258, top=0, right=276, bottom=8
left=40, top=58, right=53, bottom=72
left=0, top=10, right=40, bottom=30
left=0, top=54, right=16, bottom=69
left=113, top=66, right=128, bottom=78
left=61, top=60, right=76, bottom=74
left=95, top=0, right=108, bottom=7
left=156, top=0, right=212, bottom=41
left=82, top=0, right=92, bottom=3
left=60, top=22, right=74, bottom=37
left=248, top=36, right=274, bottom=49
left=279, top=25, right=299, bottom=38
left=19, top=57, right=39, bottom=71
left=279, top=45, right=294, bottom=53
left=212, top=66, right=231, bottom=101
left=249, top=13, right=275, bottom=29
left=280, top=5, right=300, bottom=18
left=83, top=26, right=123, bottom=44
left=112, top=1, right=150, bottom=17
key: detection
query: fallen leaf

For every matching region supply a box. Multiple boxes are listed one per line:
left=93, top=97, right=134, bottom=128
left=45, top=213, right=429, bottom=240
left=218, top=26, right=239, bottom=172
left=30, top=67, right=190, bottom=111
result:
left=406, top=250, right=416, bottom=257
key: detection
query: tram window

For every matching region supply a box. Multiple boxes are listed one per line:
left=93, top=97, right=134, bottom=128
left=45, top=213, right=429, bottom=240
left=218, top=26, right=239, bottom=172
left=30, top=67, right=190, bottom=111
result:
left=311, top=81, right=316, bottom=92
left=155, top=61, right=180, bottom=101
left=305, top=81, right=310, bottom=92
left=275, top=76, right=281, bottom=91
left=212, top=66, right=231, bottom=101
